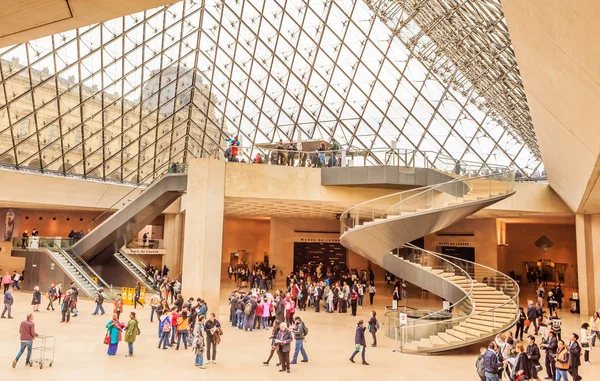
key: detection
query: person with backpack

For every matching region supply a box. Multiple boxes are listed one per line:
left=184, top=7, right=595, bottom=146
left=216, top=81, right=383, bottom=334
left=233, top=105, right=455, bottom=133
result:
left=60, top=290, right=73, bottom=323
left=290, top=316, right=308, bottom=365
left=243, top=295, right=257, bottom=332
left=158, top=310, right=172, bottom=349
left=124, top=311, right=140, bottom=357
left=476, top=347, right=487, bottom=381
left=368, top=310, right=379, bottom=347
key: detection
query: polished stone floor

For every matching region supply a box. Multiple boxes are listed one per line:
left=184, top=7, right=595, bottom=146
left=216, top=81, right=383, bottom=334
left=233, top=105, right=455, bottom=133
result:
left=0, top=281, right=596, bottom=380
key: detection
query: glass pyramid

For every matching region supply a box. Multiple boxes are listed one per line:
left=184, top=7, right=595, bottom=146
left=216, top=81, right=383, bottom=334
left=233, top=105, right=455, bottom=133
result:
left=0, top=0, right=543, bottom=184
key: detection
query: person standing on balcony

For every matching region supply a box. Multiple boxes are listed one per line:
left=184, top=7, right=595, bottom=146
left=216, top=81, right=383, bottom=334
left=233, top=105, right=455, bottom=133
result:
left=392, top=286, right=400, bottom=310
left=287, top=140, right=297, bottom=166
left=142, top=233, right=148, bottom=247
left=330, top=138, right=340, bottom=167
left=21, top=230, right=28, bottom=249
left=276, top=139, right=285, bottom=165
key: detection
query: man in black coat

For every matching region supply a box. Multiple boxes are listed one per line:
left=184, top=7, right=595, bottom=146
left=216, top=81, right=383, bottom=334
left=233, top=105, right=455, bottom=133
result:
left=526, top=335, right=542, bottom=379
left=568, top=333, right=582, bottom=381
left=542, top=331, right=558, bottom=380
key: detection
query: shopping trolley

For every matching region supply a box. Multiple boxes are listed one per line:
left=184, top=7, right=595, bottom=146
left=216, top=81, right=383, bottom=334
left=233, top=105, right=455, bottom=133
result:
left=30, top=335, right=55, bottom=369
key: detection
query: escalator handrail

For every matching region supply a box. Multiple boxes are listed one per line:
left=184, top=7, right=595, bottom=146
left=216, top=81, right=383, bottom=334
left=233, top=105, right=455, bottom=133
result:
left=45, top=247, right=101, bottom=295
left=117, top=249, right=154, bottom=285
left=65, top=248, right=112, bottom=291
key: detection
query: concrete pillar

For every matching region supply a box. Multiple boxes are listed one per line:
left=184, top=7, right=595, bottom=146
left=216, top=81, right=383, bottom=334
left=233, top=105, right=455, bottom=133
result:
left=182, top=158, right=226, bottom=315
left=575, top=214, right=600, bottom=316
left=163, top=212, right=185, bottom=277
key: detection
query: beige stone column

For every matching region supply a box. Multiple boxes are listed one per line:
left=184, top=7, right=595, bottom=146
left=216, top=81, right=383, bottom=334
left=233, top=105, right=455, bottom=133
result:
left=575, top=214, right=600, bottom=316
left=182, top=158, right=226, bottom=315
left=163, top=212, right=185, bottom=277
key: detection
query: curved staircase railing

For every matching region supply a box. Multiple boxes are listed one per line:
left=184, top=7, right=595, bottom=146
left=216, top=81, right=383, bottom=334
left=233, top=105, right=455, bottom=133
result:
left=339, top=166, right=518, bottom=353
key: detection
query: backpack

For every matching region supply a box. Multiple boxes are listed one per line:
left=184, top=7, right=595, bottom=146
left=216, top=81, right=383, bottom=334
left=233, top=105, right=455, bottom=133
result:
left=224, top=147, right=231, bottom=158
left=476, top=354, right=485, bottom=377
left=302, top=323, right=308, bottom=336
left=244, top=302, right=252, bottom=315
left=162, top=318, right=172, bottom=333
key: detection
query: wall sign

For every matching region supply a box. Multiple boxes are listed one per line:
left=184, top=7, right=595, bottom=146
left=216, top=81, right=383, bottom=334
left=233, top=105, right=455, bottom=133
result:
left=123, top=248, right=166, bottom=255
left=436, top=241, right=472, bottom=247
left=298, top=237, right=340, bottom=243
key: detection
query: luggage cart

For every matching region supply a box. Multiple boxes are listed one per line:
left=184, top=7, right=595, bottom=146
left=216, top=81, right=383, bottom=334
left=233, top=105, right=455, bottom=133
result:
left=31, top=335, right=55, bottom=369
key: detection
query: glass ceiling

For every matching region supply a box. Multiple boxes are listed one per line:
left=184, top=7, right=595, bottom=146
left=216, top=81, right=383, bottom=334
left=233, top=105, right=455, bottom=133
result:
left=0, top=0, right=543, bottom=184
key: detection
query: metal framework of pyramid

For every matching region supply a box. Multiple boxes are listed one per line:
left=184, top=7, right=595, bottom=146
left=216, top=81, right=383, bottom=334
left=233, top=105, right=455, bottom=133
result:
left=0, top=0, right=543, bottom=185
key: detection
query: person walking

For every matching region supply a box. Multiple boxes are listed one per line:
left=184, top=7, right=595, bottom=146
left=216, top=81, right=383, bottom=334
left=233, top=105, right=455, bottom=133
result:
left=11, top=271, right=21, bottom=290
left=46, top=283, right=56, bottom=311
left=526, top=335, right=542, bottom=380
left=12, top=313, right=38, bottom=368
left=133, top=282, right=143, bottom=309
left=106, top=313, right=123, bottom=355
left=554, top=340, right=569, bottom=381
left=525, top=300, right=539, bottom=336
left=204, top=313, right=221, bottom=364
left=1, top=287, right=14, bottom=318
left=275, top=322, right=293, bottom=373
left=263, top=323, right=281, bottom=366
left=368, top=310, right=379, bottom=347
left=92, top=289, right=105, bottom=315
left=368, top=281, right=376, bottom=305
left=349, top=319, right=369, bottom=365
left=2, top=272, right=11, bottom=294
left=124, top=311, right=140, bottom=357
left=113, top=293, right=124, bottom=320
left=31, top=286, right=41, bottom=312
left=158, top=310, right=172, bottom=349
left=290, top=316, right=308, bottom=364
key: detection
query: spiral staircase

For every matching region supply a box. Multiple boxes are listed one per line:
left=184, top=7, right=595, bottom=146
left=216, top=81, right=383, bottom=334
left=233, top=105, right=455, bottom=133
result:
left=340, top=169, right=520, bottom=354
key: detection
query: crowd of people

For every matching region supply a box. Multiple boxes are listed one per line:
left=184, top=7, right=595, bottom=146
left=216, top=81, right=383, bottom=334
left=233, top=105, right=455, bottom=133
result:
left=476, top=298, right=600, bottom=381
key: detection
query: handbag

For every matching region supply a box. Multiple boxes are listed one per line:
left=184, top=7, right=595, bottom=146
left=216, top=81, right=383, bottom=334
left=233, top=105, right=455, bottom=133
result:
left=534, top=364, right=543, bottom=372
left=354, top=344, right=363, bottom=352
left=524, top=320, right=531, bottom=327
left=582, top=342, right=590, bottom=348
left=103, top=329, right=110, bottom=345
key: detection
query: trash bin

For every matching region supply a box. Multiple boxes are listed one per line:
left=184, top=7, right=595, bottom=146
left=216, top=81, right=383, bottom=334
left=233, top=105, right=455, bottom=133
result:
left=569, top=292, right=580, bottom=314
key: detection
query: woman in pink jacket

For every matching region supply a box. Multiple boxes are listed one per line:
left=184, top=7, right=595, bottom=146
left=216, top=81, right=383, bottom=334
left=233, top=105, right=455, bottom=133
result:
left=261, top=297, right=271, bottom=330
left=2, top=272, right=12, bottom=294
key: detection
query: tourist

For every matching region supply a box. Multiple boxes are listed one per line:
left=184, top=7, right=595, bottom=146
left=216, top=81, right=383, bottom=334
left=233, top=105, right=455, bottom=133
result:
left=568, top=333, right=581, bottom=381
left=205, top=313, right=221, bottom=364
left=142, top=233, right=148, bottom=247
left=69, top=283, right=79, bottom=317
left=113, top=293, right=124, bottom=320
left=541, top=331, right=558, bottom=380
left=590, top=311, right=600, bottom=346
left=580, top=322, right=593, bottom=364
left=176, top=311, right=189, bottom=350
left=261, top=297, right=271, bottom=330
left=401, top=279, right=407, bottom=300
left=525, top=300, right=539, bottom=336
left=547, top=292, right=558, bottom=315
left=11, top=271, right=21, bottom=290
left=55, top=282, right=62, bottom=304
left=60, top=290, right=73, bottom=323
left=516, top=307, right=526, bottom=341
left=356, top=281, right=364, bottom=308
left=170, top=307, right=179, bottom=346
left=476, top=347, right=487, bottom=381
left=30, top=286, right=41, bottom=312
left=550, top=311, right=562, bottom=341
left=2, top=272, right=11, bottom=293
left=284, top=294, right=295, bottom=326
left=263, top=322, right=281, bottom=366
left=12, top=313, right=38, bottom=368
left=349, top=288, right=358, bottom=316
left=193, top=314, right=206, bottom=368
left=46, top=282, right=56, bottom=311
left=106, top=313, right=124, bottom=355
left=149, top=294, right=160, bottom=323
left=369, top=281, right=376, bottom=305
left=513, top=343, right=531, bottom=380
left=554, top=340, right=569, bottom=381
left=133, top=281, right=143, bottom=309
left=290, top=316, right=308, bottom=364
left=124, top=311, right=140, bottom=357
left=92, top=289, right=105, bottom=315
left=368, top=310, right=379, bottom=347
left=21, top=230, right=28, bottom=248
left=326, top=286, right=334, bottom=312
left=392, top=286, right=400, bottom=310
left=349, top=319, right=369, bottom=365
left=158, top=310, right=172, bottom=349
left=275, top=322, right=292, bottom=373
left=2, top=287, right=14, bottom=319
left=537, top=283, right=545, bottom=307
left=526, top=335, right=541, bottom=380
left=482, top=342, right=506, bottom=380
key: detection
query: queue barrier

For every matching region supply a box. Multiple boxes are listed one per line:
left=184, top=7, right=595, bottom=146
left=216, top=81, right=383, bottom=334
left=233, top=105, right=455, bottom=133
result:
left=120, top=287, right=146, bottom=305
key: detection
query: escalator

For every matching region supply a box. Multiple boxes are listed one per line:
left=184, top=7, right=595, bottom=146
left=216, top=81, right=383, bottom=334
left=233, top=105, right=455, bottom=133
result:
left=114, top=249, right=156, bottom=290
left=41, top=247, right=104, bottom=299
left=69, top=173, right=188, bottom=265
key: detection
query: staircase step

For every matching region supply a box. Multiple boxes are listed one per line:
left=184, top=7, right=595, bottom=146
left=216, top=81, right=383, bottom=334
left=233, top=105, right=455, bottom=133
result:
left=402, top=341, right=420, bottom=352
left=429, top=335, right=448, bottom=347
left=446, top=328, right=478, bottom=340
left=452, top=325, right=486, bottom=337
left=416, top=338, right=434, bottom=350
left=438, top=332, right=464, bottom=344
left=468, top=317, right=508, bottom=327
left=461, top=322, right=494, bottom=333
